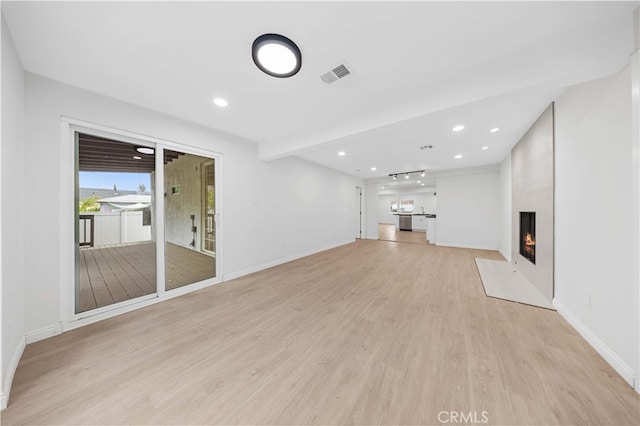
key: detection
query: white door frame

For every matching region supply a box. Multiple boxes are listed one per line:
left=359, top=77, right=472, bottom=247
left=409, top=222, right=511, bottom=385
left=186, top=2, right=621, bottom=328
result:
left=60, top=117, right=223, bottom=331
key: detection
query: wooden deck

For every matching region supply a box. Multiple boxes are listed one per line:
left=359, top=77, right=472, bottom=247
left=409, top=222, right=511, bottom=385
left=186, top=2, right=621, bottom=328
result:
left=78, top=242, right=215, bottom=313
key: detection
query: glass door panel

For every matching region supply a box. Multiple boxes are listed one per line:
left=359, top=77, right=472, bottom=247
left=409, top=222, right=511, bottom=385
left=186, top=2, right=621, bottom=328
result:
left=163, top=150, right=216, bottom=290
left=75, top=133, right=156, bottom=314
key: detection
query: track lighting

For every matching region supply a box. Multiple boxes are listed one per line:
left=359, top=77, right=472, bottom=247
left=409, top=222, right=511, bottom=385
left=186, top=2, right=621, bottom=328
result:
left=388, top=170, right=428, bottom=180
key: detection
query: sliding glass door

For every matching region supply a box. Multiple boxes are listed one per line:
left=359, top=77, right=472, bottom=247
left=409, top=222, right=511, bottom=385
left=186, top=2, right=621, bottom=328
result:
left=74, top=132, right=220, bottom=316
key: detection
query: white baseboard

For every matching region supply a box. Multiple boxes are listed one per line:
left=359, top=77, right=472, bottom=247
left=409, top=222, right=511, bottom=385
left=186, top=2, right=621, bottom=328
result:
left=498, top=248, right=511, bottom=262
left=553, top=298, right=636, bottom=388
left=1, top=335, right=26, bottom=410
left=436, top=241, right=499, bottom=251
left=25, top=323, right=62, bottom=344
left=224, top=239, right=354, bottom=282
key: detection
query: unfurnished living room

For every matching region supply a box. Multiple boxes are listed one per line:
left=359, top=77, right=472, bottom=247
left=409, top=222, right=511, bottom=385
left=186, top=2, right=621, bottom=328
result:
left=1, top=2, right=640, bottom=425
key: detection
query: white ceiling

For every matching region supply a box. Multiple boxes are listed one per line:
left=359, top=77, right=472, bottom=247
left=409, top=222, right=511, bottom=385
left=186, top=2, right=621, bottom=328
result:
left=3, top=1, right=636, bottom=180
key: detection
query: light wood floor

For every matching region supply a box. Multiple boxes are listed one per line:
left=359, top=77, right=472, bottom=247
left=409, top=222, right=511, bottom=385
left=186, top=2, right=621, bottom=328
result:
left=5, top=240, right=639, bottom=425
left=378, top=223, right=429, bottom=245
left=78, top=242, right=216, bottom=312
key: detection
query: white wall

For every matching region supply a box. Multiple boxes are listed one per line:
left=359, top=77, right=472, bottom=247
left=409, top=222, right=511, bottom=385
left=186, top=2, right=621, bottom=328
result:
left=378, top=194, right=396, bottom=224
left=435, top=172, right=500, bottom=250
left=1, top=13, right=26, bottom=409
left=498, top=153, right=512, bottom=260
left=164, top=154, right=206, bottom=250
left=22, top=72, right=362, bottom=335
left=555, top=66, right=638, bottom=387
left=364, top=183, right=379, bottom=239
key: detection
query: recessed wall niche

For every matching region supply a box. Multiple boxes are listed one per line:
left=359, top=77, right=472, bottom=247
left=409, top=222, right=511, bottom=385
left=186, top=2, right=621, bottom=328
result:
left=511, top=104, right=554, bottom=303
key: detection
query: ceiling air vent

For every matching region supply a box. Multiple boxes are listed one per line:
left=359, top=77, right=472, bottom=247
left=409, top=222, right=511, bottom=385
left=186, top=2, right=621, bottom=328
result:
left=320, top=63, right=351, bottom=84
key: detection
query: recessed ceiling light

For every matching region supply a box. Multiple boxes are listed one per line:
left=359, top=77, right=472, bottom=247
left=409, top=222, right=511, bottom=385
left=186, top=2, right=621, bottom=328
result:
left=213, top=97, right=228, bottom=107
left=405, top=174, right=409, bottom=179
left=133, top=155, right=142, bottom=160
left=252, top=34, right=302, bottom=78
left=381, top=186, right=385, bottom=189
left=392, top=175, right=397, bottom=180
left=455, top=154, right=463, bottom=159
left=371, top=167, right=377, bottom=171
left=421, top=183, right=425, bottom=186
left=135, top=146, right=154, bottom=155
left=452, top=125, right=465, bottom=132
left=490, top=127, right=500, bottom=133
left=417, top=180, right=421, bottom=183
left=481, top=146, right=489, bottom=150
left=338, top=151, right=346, bottom=156
left=421, top=171, right=426, bottom=177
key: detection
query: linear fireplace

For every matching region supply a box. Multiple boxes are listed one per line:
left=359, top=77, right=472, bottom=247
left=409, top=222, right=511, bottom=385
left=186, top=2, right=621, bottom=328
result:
left=520, top=212, right=536, bottom=264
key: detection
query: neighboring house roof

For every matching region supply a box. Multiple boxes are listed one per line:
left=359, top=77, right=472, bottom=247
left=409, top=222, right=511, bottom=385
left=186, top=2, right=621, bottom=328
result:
left=79, top=188, right=140, bottom=200
left=106, top=202, right=150, bottom=210
left=98, top=194, right=151, bottom=203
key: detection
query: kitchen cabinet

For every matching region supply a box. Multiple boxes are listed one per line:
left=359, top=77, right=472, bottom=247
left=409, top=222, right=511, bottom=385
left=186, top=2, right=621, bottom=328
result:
left=412, top=215, right=426, bottom=231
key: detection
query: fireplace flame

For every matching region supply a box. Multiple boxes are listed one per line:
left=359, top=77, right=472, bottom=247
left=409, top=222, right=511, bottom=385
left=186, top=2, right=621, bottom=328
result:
left=523, top=232, right=535, bottom=256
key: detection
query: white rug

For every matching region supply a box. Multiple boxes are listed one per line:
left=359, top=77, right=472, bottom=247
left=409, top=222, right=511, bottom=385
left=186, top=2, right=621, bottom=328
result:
left=475, top=258, right=555, bottom=310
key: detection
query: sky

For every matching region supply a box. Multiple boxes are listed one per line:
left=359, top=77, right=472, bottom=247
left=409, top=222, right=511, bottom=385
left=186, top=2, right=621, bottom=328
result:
left=79, top=171, right=151, bottom=191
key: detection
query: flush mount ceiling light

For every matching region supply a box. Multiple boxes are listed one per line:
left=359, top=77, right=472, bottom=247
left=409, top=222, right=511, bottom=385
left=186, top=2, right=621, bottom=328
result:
left=405, top=174, right=410, bottom=179
left=490, top=127, right=500, bottom=133
left=392, top=175, right=397, bottom=180
left=371, top=167, right=377, bottom=171
left=421, top=171, right=426, bottom=177
left=133, top=155, right=142, bottom=160
left=452, top=125, right=465, bottom=132
left=213, top=97, right=228, bottom=107
left=338, top=151, right=346, bottom=156
left=455, top=154, right=463, bottom=159
left=481, top=146, right=489, bottom=150
left=252, top=33, right=302, bottom=78
left=135, top=146, right=154, bottom=155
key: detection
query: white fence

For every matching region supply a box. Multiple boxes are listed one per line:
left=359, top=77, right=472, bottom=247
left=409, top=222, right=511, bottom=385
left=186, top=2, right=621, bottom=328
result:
left=80, top=211, right=152, bottom=247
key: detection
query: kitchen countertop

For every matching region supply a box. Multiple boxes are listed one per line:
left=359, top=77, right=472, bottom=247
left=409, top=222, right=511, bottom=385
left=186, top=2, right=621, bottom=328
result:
left=393, top=213, right=436, bottom=218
